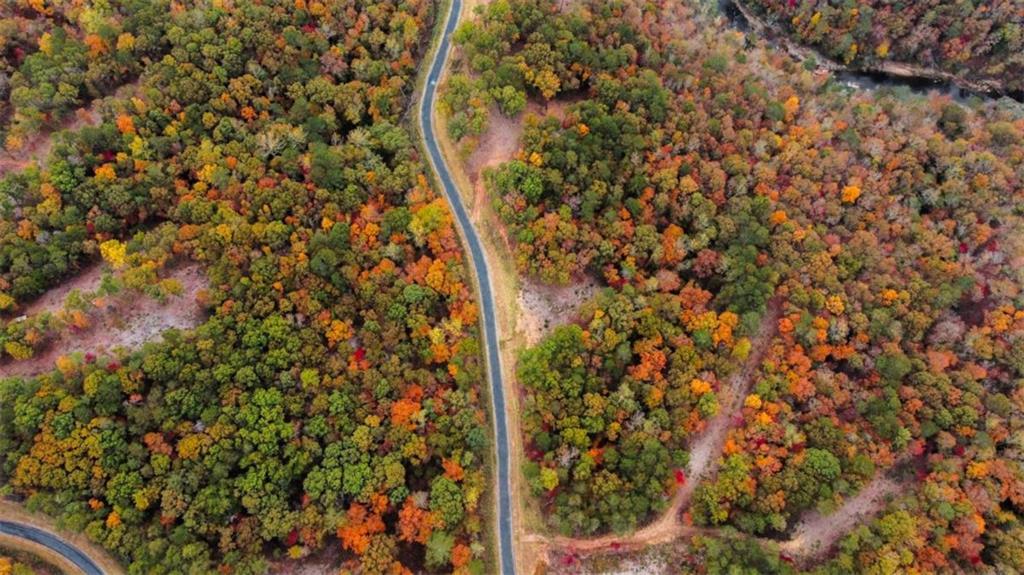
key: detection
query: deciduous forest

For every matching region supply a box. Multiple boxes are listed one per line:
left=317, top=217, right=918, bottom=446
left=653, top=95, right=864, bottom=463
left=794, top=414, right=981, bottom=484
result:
left=0, top=0, right=167, bottom=151
left=1, top=0, right=1022, bottom=572
left=0, top=1, right=493, bottom=573
left=445, top=0, right=1023, bottom=571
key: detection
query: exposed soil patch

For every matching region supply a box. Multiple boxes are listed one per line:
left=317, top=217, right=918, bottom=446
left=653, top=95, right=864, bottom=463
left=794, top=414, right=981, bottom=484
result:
left=542, top=96, right=579, bottom=122
left=0, top=264, right=207, bottom=378
left=465, top=98, right=576, bottom=221
left=0, top=80, right=139, bottom=177
left=17, top=262, right=105, bottom=318
left=517, top=278, right=600, bottom=346
left=564, top=550, right=674, bottom=575
left=0, top=107, right=100, bottom=177
left=465, top=100, right=597, bottom=347
left=466, top=105, right=530, bottom=179
left=465, top=104, right=531, bottom=223
left=267, top=545, right=341, bottom=575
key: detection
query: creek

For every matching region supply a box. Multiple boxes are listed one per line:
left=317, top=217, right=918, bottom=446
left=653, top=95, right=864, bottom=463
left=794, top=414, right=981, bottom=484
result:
left=717, top=0, right=1022, bottom=105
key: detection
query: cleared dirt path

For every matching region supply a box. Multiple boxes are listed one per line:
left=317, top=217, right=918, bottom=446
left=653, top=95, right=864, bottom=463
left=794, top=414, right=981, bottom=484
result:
left=676, top=297, right=783, bottom=505
left=542, top=469, right=908, bottom=573
left=535, top=298, right=784, bottom=556
left=530, top=291, right=920, bottom=574
left=780, top=473, right=906, bottom=563
left=18, top=263, right=105, bottom=318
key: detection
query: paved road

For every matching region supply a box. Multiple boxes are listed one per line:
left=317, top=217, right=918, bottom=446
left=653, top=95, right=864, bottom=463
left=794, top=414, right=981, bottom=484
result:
left=418, top=1, right=517, bottom=574
left=0, top=521, right=103, bottom=574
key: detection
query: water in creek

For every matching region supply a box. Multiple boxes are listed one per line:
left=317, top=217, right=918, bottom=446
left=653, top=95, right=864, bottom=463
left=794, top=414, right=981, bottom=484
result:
left=716, top=0, right=1022, bottom=105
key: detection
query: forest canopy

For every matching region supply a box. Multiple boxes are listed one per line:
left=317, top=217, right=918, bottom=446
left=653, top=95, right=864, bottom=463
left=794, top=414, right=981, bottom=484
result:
left=444, top=0, right=1024, bottom=571
left=1, top=0, right=1022, bottom=572
left=0, top=1, right=493, bottom=574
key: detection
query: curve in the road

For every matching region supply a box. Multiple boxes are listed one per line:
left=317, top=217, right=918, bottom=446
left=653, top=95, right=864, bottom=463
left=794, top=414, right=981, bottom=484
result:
left=0, top=521, right=104, bottom=575
left=418, top=1, right=517, bottom=574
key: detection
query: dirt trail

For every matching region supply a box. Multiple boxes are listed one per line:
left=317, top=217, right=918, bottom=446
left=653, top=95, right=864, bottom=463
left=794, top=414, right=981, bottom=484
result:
left=534, top=298, right=784, bottom=555
left=542, top=468, right=907, bottom=572
left=0, top=264, right=207, bottom=378
left=780, top=474, right=905, bottom=563
left=677, top=297, right=782, bottom=502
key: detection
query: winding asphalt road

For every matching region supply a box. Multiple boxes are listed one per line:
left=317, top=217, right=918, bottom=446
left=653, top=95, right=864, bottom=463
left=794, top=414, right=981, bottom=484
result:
left=0, top=521, right=103, bottom=574
left=419, top=1, right=517, bottom=573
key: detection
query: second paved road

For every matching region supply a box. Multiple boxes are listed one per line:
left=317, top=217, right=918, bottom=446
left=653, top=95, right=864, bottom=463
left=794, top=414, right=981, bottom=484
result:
left=0, top=521, right=103, bottom=574
left=418, top=0, right=517, bottom=573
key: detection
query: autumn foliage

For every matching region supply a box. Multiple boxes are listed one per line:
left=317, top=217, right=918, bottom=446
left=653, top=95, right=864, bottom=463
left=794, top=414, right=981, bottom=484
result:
left=450, top=0, right=1024, bottom=570
left=0, top=0, right=490, bottom=573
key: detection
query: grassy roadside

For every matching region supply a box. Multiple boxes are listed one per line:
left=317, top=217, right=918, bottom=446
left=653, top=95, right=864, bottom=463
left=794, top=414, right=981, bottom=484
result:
left=0, top=500, right=125, bottom=575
